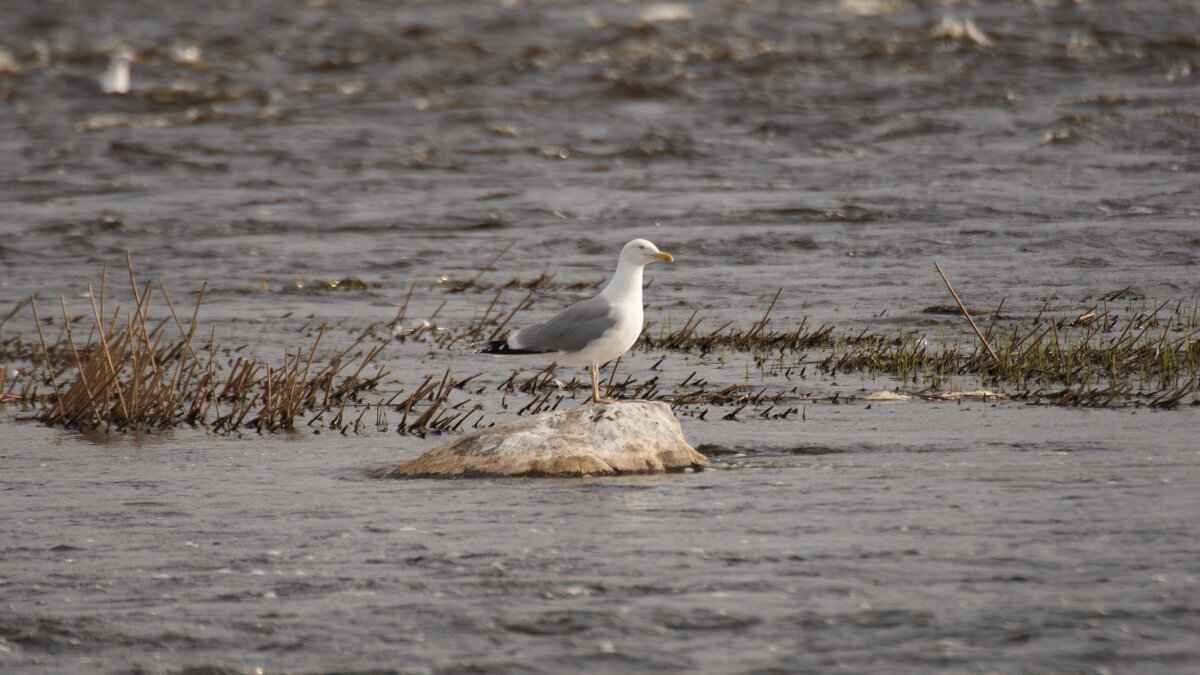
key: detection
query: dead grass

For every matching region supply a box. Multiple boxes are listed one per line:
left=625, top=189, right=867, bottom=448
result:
left=3, top=256, right=1197, bottom=440
left=644, top=291, right=1198, bottom=408
left=15, top=256, right=390, bottom=433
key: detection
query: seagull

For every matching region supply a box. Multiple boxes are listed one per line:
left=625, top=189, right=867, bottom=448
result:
left=99, top=49, right=137, bottom=94
left=479, top=238, right=674, bottom=404
left=53, top=49, right=137, bottom=95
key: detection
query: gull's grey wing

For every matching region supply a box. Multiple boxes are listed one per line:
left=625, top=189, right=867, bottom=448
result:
left=509, top=296, right=616, bottom=353
left=50, top=72, right=103, bottom=95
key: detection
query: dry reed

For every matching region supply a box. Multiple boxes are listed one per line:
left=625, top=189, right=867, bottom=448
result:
left=24, top=256, right=390, bottom=433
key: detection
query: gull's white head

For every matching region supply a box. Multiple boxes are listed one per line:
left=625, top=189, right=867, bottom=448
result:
left=620, top=238, right=674, bottom=266
left=111, top=49, right=138, bottom=65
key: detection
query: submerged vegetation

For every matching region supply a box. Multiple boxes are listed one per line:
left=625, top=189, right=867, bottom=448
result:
left=0, top=256, right=1196, bottom=437
left=640, top=292, right=1198, bottom=409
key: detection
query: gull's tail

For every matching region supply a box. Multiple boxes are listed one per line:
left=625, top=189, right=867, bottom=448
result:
left=477, top=340, right=553, bottom=356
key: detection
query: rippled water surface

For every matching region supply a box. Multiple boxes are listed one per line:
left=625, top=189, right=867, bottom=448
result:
left=2, top=0, right=1199, bottom=672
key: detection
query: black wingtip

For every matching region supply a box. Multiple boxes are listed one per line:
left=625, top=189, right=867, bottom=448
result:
left=477, top=340, right=553, bottom=356
left=477, top=340, right=510, bottom=354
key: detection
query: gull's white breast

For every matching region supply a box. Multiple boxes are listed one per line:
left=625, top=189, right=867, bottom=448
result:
left=552, top=301, right=642, bottom=367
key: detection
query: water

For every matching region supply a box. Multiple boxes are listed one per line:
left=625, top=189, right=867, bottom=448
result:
left=2, top=0, right=1199, bottom=672
left=4, top=408, right=1198, bottom=673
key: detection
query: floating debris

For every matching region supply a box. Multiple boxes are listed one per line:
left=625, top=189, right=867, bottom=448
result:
left=77, top=113, right=174, bottom=132
left=318, top=277, right=369, bottom=291
left=865, top=391, right=911, bottom=401
left=640, top=3, right=694, bottom=24
left=0, top=48, right=24, bottom=75
left=932, top=16, right=995, bottom=47
left=841, top=0, right=910, bottom=17
left=1040, top=129, right=1074, bottom=146
left=936, top=390, right=1006, bottom=401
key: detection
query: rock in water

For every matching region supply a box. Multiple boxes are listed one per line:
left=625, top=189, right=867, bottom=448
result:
left=389, top=400, right=707, bottom=478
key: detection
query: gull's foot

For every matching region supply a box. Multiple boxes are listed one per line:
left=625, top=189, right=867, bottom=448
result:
left=590, top=396, right=619, bottom=404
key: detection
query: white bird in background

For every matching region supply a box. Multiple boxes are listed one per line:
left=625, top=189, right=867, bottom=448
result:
left=53, top=49, right=138, bottom=95
left=479, top=239, right=674, bottom=404
left=100, top=49, right=137, bottom=94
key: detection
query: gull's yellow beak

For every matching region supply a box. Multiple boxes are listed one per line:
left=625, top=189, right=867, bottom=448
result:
left=653, top=251, right=674, bottom=263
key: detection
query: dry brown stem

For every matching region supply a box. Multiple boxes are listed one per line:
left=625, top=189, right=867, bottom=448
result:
left=934, top=261, right=1000, bottom=364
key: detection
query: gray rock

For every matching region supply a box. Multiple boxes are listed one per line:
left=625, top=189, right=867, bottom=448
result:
left=389, top=400, right=707, bottom=478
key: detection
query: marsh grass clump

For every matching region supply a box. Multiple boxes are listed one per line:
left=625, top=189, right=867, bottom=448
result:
left=387, top=368, right=486, bottom=436
left=641, top=290, right=836, bottom=355
left=32, top=264, right=209, bottom=431
left=209, top=327, right=390, bottom=434
left=978, top=299, right=1199, bottom=407
left=17, top=257, right=390, bottom=434
left=814, top=309, right=1196, bottom=407
left=639, top=292, right=1199, bottom=409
